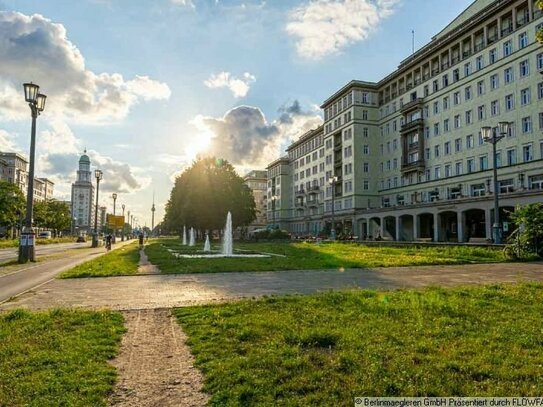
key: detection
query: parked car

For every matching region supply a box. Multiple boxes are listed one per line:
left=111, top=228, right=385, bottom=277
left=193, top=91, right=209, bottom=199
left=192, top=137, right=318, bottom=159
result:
left=38, top=231, right=52, bottom=239
left=76, top=236, right=86, bottom=243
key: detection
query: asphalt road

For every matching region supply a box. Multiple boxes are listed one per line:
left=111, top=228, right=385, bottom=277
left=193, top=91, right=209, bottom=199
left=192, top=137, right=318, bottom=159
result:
left=0, top=240, right=134, bottom=304
left=0, top=242, right=89, bottom=263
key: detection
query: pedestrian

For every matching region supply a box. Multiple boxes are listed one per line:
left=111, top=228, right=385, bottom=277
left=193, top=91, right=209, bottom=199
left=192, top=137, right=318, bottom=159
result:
left=105, top=233, right=112, bottom=251
left=138, top=232, right=144, bottom=249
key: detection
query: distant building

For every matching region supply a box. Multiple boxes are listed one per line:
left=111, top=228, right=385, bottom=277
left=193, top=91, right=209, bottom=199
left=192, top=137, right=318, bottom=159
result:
left=0, top=152, right=54, bottom=201
left=99, top=206, right=107, bottom=232
left=0, top=152, right=28, bottom=194
left=243, top=170, right=268, bottom=231
left=71, top=152, right=95, bottom=235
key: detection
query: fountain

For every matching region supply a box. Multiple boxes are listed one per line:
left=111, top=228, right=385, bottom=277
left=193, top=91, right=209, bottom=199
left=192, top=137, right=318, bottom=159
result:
left=189, top=227, right=195, bottom=246
left=204, top=234, right=211, bottom=252
left=170, top=213, right=272, bottom=258
left=182, top=225, right=187, bottom=245
left=222, top=211, right=233, bottom=256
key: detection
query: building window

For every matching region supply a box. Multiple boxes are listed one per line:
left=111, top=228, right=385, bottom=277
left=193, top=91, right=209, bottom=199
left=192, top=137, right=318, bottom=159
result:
left=537, top=53, right=543, bottom=71
left=540, top=112, right=543, bottom=130
left=507, top=149, right=516, bottom=165
left=445, top=164, right=451, bottom=177
left=433, top=101, right=439, bottom=114
left=471, top=183, right=486, bottom=197
left=523, top=144, right=533, bottom=162
left=464, top=62, right=472, bottom=77
left=529, top=175, right=543, bottom=190
left=434, top=166, right=441, bottom=179
left=443, top=96, right=449, bottom=110
left=434, top=145, right=440, bottom=158
left=489, top=48, right=497, bottom=64
left=453, top=69, right=460, bottom=82
left=490, top=100, right=499, bottom=116
left=505, top=94, right=514, bottom=111
left=467, top=158, right=475, bottom=173
left=538, top=83, right=543, bottom=100
left=363, top=145, right=369, bottom=154
left=477, top=105, right=486, bottom=121
left=444, top=141, right=451, bottom=155
left=477, top=80, right=485, bottom=96
left=455, top=138, right=462, bottom=152
left=466, top=134, right=474, bottom=149
left=504, top=67, right=513, bottom=84
left=503, top=40, right=512, bottom=57
left=455, top=161, right=463, bottom=175
left=363, top=180, right=369, bottom=190
left=519, top=32, right=528, bottom=49
left=479, top=155, right=488, bottom=170
left=453, top=92, right=460, bottom=105
left=466, top=110, right=473, bottom=125
left=522, top=116, right=532, bottom=134
left=519, top=60, right=530, bottom=77
left=454, top=115, right=461, bottom=128
left=520, top=88, right=531, bottom=105
left=490, top=74, right=499, bottom=90
left=465, top=86, right=472, bottom=100
left=444, top=119, right=449, bottom=132
left=476, top=55, right=484, bottom=70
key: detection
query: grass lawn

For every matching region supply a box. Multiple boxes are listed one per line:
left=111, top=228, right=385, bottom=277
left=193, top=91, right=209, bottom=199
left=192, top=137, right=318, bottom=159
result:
left=146, top=238, right=506, bottom=274
left=0, top=309, right=125, bottom=406
left=59, top=241, right=139, bottom=278
left=175, top=283, right=543, bottom=404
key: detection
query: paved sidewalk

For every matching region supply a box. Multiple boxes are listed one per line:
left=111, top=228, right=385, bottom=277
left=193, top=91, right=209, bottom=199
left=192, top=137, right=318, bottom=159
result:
left=1, top=261, right=542, bottom=311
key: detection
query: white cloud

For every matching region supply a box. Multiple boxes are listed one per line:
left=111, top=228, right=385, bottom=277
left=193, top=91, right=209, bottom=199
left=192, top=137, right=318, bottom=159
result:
left=286, top=0, right=401, bottom=60
left=0, top=129, right=21, bottom=153
left=0, top=11, right=171, bottom=124
left=204, top=72, right=256, bottom=98
left=171, top=0, right=195, bottom=7
left=189, top=100, right=322, bottom=169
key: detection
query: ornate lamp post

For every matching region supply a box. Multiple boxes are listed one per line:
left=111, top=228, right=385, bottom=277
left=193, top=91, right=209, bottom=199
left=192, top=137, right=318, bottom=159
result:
left=121, top=204, right=125, bottom=241
left=481, top=121, right=511, bottom=244
left=111, top=193, right=117, bottom=242
left=328, top=176, right=338, bottom=240
left=19, top=82, right=47, bottom=263
left=92, top=169, right=103, bottom=247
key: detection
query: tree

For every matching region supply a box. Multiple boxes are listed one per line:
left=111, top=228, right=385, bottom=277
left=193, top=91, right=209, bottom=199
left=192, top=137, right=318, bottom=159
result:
left=538, top=0, right=543, bottom=44
left=164, top=157, right=256, bottom=234
left=0, top=181, right=25, bottom=238
left=506, top=203, right=543, bottom=259
left=46, top=200, right=71, bottom=236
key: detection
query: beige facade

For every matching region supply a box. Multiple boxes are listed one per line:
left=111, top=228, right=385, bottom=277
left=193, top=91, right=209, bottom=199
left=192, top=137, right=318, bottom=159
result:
left=268, top=0, right=543, bottom=242
left=243, top=170, right=268, bottom=231
left=0, top=152, right=54, bottom=202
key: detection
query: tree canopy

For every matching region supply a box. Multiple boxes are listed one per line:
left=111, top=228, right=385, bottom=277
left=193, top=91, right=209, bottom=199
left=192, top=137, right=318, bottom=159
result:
left=33, top=199, right=72, bottom=236
left=0, top=181, right=25, bottom=232
left=164, top=157, right=256, bottom=232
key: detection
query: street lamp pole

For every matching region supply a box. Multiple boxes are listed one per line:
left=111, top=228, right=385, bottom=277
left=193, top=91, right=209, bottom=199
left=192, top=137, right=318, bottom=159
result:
left=92, top=169, right=103, bottom=247
left=481, top=122, right=510, bottom=244
left=19, top=82, right=47, bottom=263
left=328, top=176, right=338, bottom=240
left=121, top=204, right=125, bottom=241
left=111, top=193, right=117, bottom=241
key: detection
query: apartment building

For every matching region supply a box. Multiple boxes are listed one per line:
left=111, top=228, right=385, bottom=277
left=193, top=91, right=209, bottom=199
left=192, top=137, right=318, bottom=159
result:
left=267, top=0, right=543, bottom=242
left=0, top=152, right=55, bottom=201
left=243, top=170, right=268, bottom=232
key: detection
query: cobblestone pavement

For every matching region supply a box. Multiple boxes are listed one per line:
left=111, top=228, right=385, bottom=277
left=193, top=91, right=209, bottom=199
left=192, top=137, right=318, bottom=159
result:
left=1, top=261, right=542, bottom=311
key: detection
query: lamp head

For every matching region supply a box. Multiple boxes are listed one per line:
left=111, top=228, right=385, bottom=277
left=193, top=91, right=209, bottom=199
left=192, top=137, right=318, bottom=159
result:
left=94, top=169, right=103, bottom=180
left=112, top=193, right=117, bottom=200
left=498, top=121, right=511, bottom=136
left=36, top=93, right=47, bottom=112
left=23, top=82, right=39, bottom=103
left=481, top=126, right=492, bottom=142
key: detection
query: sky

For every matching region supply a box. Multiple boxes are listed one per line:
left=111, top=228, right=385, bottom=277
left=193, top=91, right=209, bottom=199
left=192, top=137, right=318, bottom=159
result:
left=0, top=0, right=475, bottom=227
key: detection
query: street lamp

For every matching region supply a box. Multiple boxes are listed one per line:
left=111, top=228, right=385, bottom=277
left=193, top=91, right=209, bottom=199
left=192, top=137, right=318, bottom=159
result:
left=92, top=169, right=103, bottom=247
left=270, top=195, right=278, bottom=229
left=328, top=176, right=338, bottom=240
left=112, top=193, right=117, bottom=215
left=481, top=121, right=510, bottom=244
left=19, top=82, right=47, bottom=263
left=121, top=204, right=125, bottom=241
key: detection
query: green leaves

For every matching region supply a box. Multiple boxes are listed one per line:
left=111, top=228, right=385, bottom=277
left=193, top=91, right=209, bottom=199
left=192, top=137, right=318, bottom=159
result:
left=0, top=181, right=25, bottom=233
left=164, top=157, right=257, bottom=233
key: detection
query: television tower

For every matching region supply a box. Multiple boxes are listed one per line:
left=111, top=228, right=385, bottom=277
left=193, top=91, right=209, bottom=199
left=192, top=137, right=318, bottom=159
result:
left=151, top=191, right=156, bottom=235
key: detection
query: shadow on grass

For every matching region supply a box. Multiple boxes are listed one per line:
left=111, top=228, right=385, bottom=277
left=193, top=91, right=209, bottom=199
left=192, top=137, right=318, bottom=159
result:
left=146, top=239, right=506, bottom=274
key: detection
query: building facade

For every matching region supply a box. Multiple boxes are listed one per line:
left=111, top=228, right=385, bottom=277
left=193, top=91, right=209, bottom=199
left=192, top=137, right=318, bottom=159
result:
left=267, top=0, right=543, bottom=242
left=243, top=170, right=268, bottom=231
left=71, top=153, right=95, bottom=235
left=0, top=152, right=55, bottom=201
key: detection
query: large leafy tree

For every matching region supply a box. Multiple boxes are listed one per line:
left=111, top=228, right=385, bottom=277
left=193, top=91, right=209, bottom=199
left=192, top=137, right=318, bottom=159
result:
left=164, top=157, right=256, bottom=234
left=33, top=199, right=71, bottom=236
left=0, top=181, right=25, bottom=237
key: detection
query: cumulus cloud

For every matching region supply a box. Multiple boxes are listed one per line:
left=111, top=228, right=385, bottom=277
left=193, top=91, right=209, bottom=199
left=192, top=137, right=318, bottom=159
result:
left=171, top=0, right=195, bottom=6
left=190, top=100, right=322, bottom=169
left=204, top=72, right=256, bottom=98
left=33, top=122, right=150, bottom=198
left=286, top=0, right=401, bottom=60
left=0, top=129, right=21, bottom=152
left=0, top=11, right=170, bottom=123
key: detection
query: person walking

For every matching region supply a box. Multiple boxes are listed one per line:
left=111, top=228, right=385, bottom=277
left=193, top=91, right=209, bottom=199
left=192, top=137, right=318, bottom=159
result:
left=138, top=232, right=144, bottom=249
left=105, top=233, right=112, bottom=251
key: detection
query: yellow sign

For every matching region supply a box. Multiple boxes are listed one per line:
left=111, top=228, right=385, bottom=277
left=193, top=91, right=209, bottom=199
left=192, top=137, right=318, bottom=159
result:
left=107, top=214, right=125, bottom=228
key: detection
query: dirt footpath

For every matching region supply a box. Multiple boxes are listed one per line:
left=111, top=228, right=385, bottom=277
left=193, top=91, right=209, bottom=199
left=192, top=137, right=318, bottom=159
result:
left=108, top=309, right=209, bottom=407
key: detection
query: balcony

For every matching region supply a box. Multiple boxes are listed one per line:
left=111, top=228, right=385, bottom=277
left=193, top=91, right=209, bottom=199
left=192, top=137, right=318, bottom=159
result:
left=474, top=42, right=484, bottom=52
left=295, top=189, right=305, bottom=196
left=401, top=159, right=425, bottom=173
left=400, top=98, right=424, bottom=113
left=306, top=199, right=319, bottom=208
left=487, top=35, right=497, bottom=44
left=501, top=26, right=513, bottom=36
left=295, top=199, right=305, bottom=208
left=308, top=185, right=320, bottom=193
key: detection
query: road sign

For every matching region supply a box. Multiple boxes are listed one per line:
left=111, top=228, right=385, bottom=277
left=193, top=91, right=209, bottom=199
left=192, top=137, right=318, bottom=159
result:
left=107, top=214, right=125, bottom=228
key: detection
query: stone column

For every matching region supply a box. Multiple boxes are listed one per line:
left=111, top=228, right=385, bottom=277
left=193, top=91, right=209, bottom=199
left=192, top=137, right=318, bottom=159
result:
left=485, top=208, right=492, bottom=240
left=413, top=214, right=419, bottom=241
left=433, top=212, right=439, bottom=242
left=395, top=216, right=401, bottom=241
left=457, top=211, right=464, bottom=243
